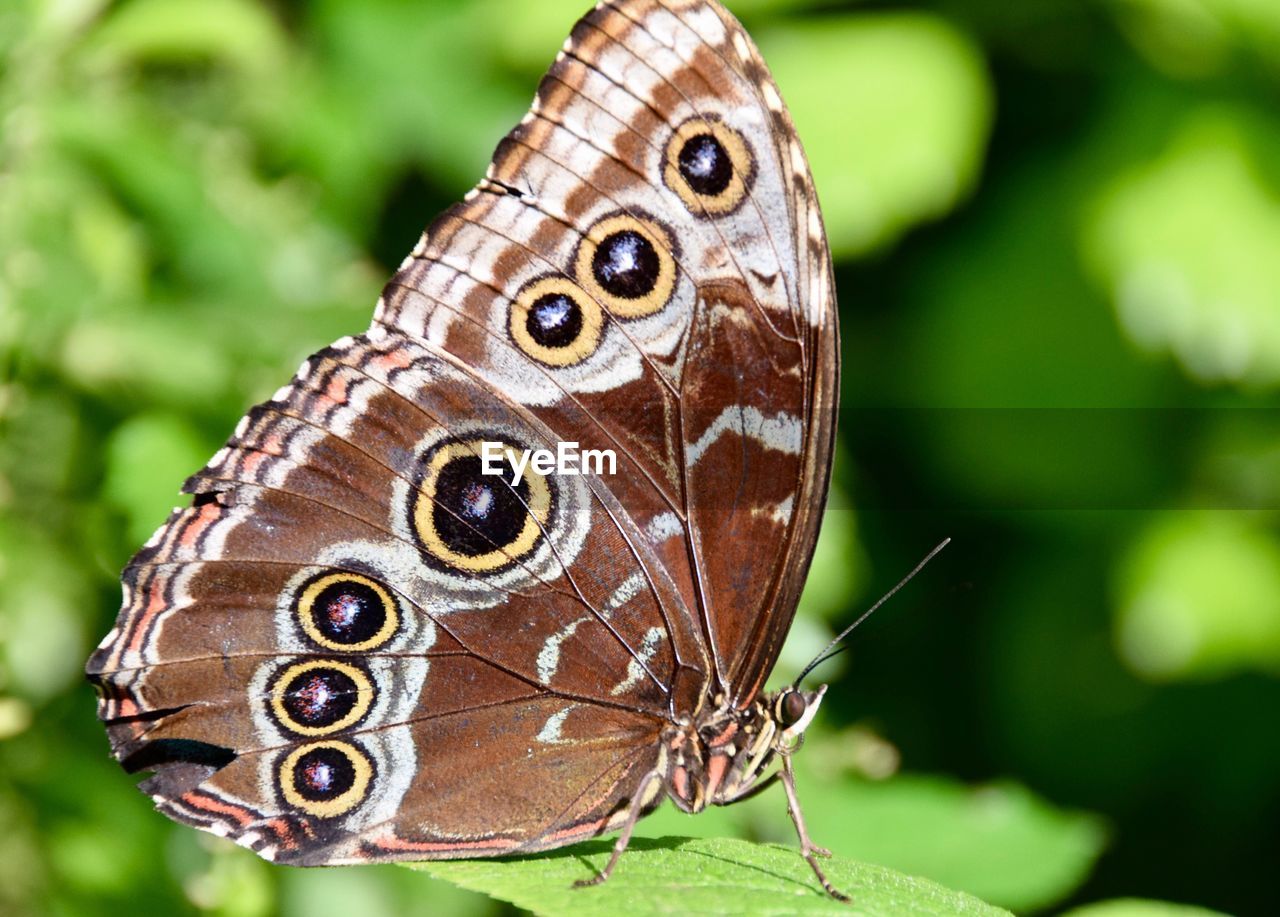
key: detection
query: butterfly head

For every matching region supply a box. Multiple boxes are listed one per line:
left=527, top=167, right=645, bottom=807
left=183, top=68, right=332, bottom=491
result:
left=773, top=683, right=826, bottom=747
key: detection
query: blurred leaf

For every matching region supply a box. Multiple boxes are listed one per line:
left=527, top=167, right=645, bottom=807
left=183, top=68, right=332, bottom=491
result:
left=87, top=0, right=288, bottom=73
left=798, top=501, right=864, bottom=624
left=184, top=842, right=276, bottom=917
left=0, top=520, right=89, bottom=703
left=1107, top=0, right=1280, bottom=78
left=759, top=14, right=992, bottom=257
left=1062, top=898, right=1234, bottom=917
left=774, top=486, right=866, bottom=686
left=487, top=0, right=839, bottom=75
left=800, top=775, right=1106, bottom=912
left=62, top=314, right=231, bottom=405
left=1194, top=412, right=1280, bottom=509
left=0, top=790, right=44, bottom=916
left=0, top=697, right=32, bottom=740
left=410, top=836, right=1010, bottom=916
left=103, top=412, right=214, bottom=544
left=280, top=863, right=495, bottom=917
left=1084, top=108, right=1280, bottom=388
left=278, top=0, right=528, bottom=209
left=1115, top=510, right=1280, bottom=679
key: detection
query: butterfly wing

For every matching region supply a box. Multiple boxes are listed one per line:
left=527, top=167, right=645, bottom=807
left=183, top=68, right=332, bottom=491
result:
left=88, top=332, right=691, bottom=862
left=88, top=0, right=836, bottom=864
left=378, top=0, right=837, bottom=706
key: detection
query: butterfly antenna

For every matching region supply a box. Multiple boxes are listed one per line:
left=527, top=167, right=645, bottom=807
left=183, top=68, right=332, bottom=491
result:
left=794, top=538, right=951, bottom=686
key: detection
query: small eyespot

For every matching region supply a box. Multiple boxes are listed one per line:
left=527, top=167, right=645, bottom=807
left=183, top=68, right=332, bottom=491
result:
left=777, top=690, right=807, bottom=728
left=296, top=572, right=399, bottom=652
left=411, top=437, right=553, bottom=573
left=679, top=133, right=733, bottom=196
left=278, top=740, right=373, bottom=818
left=509, top=276, right=604, bottom=366
left=575, top=213, right=677, bottom=319
left=663, top=118, right=756, bottom=217
left=268, top=659, right=374, bottom=737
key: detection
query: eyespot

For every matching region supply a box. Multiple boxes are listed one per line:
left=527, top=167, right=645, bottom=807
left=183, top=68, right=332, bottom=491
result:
left=268, top=659, right=374, bottom=737
left=663, top=118, right=755, bottom=217
left=575, top=213, right=677, bottom=319
left=776, top=689, right=807, bottom=728
left=509, top=276, right=604, bottom=367
left=296, top=572, right=399, bottom=652
left=411, top=437, right=553, bottom=573
left=278, top=740, right=373, bottom=818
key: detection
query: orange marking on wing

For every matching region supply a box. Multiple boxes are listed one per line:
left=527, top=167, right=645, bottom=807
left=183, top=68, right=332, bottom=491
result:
left=371, top=349, right=414, bottom=375
left=544, top=813, right=614, bottom=844
left=126, top=579, right=171, bottom=653
left=179, top=503, right=220, bottom=550
left=181, top=791, right=255, bottom=827
left=326, top=374, right=351, bottom=404
left=264, top=817, right=298, bottom=850
left=240, top=450, right=270, bottom=478
left=372, top=834, right=517, bottom=854
left=241, top=450, right=268, bottom=478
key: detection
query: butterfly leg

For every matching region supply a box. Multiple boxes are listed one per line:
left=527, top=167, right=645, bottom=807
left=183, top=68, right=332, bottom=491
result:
left=780, top=754, right=849, bottom=902
left=573, top=769, right=664, bottom=890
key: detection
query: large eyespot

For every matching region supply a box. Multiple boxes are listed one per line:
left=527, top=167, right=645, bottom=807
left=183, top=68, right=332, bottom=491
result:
left=279, top=740, right=373, bottom=818
left=575, top=213, right=677, bottom=319
left=776, top=689, right=807, bottom=728
left=268, top=659, right=374, bottom=737
left=663, top=118, right=755, bottom=217
left=509, top=276, right=604, bottom=367
left=296, top=572, right=399, bottom=652
left=411, top=437, right=553, bottom=573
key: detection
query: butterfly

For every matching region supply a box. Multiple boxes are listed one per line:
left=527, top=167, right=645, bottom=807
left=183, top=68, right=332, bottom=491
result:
left=87, top=0, right=843, bottom=899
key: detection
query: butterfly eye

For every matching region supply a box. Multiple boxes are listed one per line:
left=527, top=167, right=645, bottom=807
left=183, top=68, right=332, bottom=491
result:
left=510, top=276, right=604, bottom=366
left=296, top=572, right=399, bottom=652
left=269, top=659, right=375, bottom=737
left=777, top=689, right=807, bottom=728
left=278, top=740, right=373, bottom=818
left=664, top=118, right=755, bottom=217
left=575, top=213, right=677, bottom=319
left=412, top=438, right=553, bottom=573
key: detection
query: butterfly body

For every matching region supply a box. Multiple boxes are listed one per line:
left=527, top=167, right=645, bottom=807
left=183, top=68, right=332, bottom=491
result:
left=663, top=685, right=823, bottom=814
left=88, top=0, right=841, bottom=896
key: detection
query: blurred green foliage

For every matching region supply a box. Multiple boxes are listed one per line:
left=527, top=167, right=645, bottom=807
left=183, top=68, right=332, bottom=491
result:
left=2, top=0, right=1279, bottom=914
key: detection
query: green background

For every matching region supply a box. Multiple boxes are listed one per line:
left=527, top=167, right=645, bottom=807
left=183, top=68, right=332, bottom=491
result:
left=2, top=0, right=1278, bottom=914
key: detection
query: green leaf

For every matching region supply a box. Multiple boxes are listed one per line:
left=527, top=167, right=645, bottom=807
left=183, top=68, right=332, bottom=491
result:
left=758, top=14, right=992, bottom=257
left=1105, top=0, right=1280, bottom=78
left=1115, top=511, right=1280, bottom=679
left=1062, top=898, right=1234, bottom=917
left=103, top=412, right=218, bottom=545
left=409, top=837, right=1010, bottom=916
left=87, top=0, right=288, bottom=73
left=1083, top=107, right=1280, bottom=388
left=633, top=768, right=1104, bottom=911
left=800, top=776, right=1107, bottom=912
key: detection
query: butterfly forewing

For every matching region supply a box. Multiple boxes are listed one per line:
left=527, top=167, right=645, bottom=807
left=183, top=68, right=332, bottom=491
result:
left=380, top=0, right=836, bottom=698
left=89, top=0, right=837, bottom=866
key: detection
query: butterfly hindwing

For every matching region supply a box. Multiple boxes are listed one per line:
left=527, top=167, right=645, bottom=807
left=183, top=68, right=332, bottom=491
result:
left=89, top=332, right=697, bottom=859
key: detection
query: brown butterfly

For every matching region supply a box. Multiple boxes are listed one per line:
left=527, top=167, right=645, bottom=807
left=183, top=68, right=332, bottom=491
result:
left=87, top=0, right=844, bottom=899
